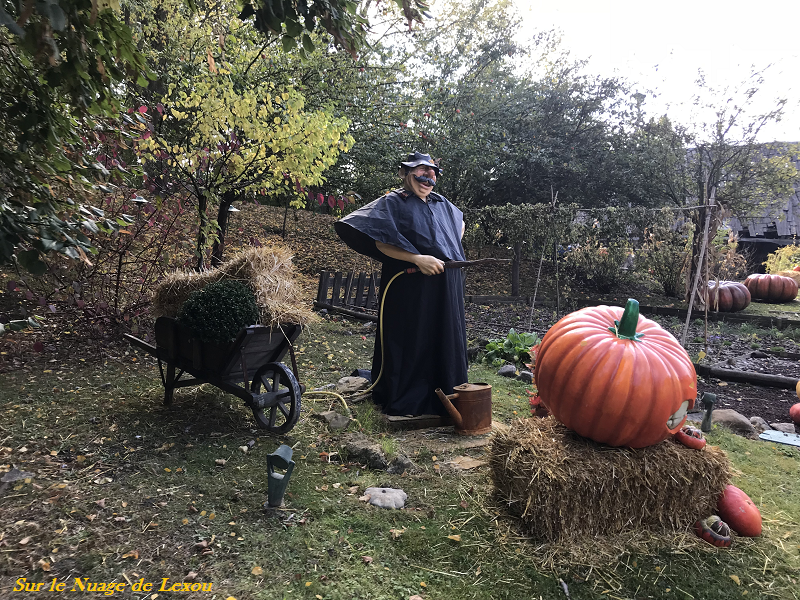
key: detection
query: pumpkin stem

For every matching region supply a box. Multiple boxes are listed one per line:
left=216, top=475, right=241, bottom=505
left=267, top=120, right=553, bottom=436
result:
left=610, top=298, right=644, bottom=341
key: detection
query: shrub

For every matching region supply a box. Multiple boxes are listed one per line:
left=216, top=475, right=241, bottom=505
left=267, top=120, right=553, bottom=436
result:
left=178, top=280, right=259, bottom=343
left=483, top=329, right=541, bottom=367
left=764, top=244, right=800, bottom=274
left=564, top=242, right=630, bottom=293
left=638, top=231, right=687, bottom=297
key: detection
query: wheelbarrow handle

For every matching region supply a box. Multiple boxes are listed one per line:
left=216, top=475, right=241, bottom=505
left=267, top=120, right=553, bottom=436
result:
left=405, top=257, right=512, bottom=274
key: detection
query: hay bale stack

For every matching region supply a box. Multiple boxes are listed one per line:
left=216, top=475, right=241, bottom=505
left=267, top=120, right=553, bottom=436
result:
left=490, top=418, right=731, bottom=542
left=151, top=245, right=317, bottom=327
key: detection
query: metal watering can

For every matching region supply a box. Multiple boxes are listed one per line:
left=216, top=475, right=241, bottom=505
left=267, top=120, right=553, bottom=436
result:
left=435, top=383, right=493, bottom=435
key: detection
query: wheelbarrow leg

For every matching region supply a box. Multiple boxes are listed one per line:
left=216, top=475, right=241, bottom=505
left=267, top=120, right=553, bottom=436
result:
left=164, top=363, right=176, bottom=406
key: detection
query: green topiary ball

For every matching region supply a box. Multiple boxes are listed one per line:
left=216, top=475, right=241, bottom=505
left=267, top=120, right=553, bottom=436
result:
left=178, top=280, right=259, bottom=343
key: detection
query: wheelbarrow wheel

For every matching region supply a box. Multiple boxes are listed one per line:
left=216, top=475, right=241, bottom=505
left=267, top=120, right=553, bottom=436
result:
left=250, top=362, right=301, bottom=434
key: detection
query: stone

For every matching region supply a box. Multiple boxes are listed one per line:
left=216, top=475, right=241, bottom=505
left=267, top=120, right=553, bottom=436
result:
left=342, top=433, right=389, bottom=470
left=517, top=370, right=533, bottom=384
left=363, top=487, right=407, bottom=509
left=497, top=364, right=517, bottom=378
left=712, top=409, right=757, bottom=438
left=750, top=350, right=768, bottom=359
left=750, top=416, right=772, bottom=433
left=387, top=455, right=415, bottom=475
left=314, top=410, right=350, bottom=431
left=336, top=376, right=370, bottom=394
left=685, top=410, right=704, bottom=425
left=770, top=422, right=798, bottom=434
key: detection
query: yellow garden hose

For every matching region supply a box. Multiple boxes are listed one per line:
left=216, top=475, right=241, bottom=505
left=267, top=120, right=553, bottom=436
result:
left=303, top=268, right=406, bottom=415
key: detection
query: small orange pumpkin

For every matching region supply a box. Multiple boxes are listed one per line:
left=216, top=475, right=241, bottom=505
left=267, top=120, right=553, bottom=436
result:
left=534, top=299, right=697, bottom=448
left=744, top=274, right=798, bottom=303
left=704, top=281, right=751, bottom=312
left=717, top=485, right=762, bottom=537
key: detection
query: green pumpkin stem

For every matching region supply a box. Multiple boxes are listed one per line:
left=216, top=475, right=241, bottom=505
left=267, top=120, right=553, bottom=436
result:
left=610, top=298, right=645, bottom=341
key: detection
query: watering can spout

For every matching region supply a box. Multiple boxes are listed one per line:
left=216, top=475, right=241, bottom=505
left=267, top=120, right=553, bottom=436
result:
left=435, top=388, right=464, bottom=428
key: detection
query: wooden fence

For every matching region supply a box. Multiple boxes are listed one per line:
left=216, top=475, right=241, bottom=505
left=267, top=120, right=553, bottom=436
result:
left=315, top=270, right=381, bottom=321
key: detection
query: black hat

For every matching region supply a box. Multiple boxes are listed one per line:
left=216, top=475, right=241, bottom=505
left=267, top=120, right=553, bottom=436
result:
left=400, top=151, right=441, bottom=174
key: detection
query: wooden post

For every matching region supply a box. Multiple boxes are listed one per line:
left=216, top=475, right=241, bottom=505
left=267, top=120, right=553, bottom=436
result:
left=681, top=189, right=715, bottom=347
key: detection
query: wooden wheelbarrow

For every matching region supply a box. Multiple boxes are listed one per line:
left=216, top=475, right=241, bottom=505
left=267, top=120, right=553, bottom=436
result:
left=123, top=316, right=304, bottom=434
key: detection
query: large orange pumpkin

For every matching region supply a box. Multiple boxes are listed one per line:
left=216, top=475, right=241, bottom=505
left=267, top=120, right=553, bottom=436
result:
left=704, top=281, right=751, bottom=312
left=744, top=274, right=798, bottom=303
left=535, top=298, right=697, bottom=448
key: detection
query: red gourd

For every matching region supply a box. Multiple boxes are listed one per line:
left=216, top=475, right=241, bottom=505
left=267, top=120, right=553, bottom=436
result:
left=694, top=516, right=733, bottom=548
left=793, top=265, right=800, bottom=272
left=534, top=298, right=697, bottom=448
left=743, top=274, right=798, bottom=303
left=717, top=485, right=762, bottom=537
left=704, top=281, right=751, bottom=312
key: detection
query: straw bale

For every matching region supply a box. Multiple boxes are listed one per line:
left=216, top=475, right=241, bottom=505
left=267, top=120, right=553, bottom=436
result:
left=776, top=270, right=800, bottom=285
left=150, top=245, right=318, bottom=327
left=490, top=417, right=731, bottom=542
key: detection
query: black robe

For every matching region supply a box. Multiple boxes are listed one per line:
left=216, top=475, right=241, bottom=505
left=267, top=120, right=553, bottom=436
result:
left=334, top=189, right=468, bottom=416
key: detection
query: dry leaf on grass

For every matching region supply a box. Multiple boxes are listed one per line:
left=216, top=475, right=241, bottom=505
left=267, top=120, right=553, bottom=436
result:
left=361, top=556, right=373, bottom=564
left=448, top=456, right=485, bottom=470
left=251, top=566, right=263, bottom=576
left=447, top=534, right=461, bottom=542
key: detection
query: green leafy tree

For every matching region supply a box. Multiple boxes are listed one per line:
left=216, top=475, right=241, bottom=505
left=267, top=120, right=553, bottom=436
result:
left=1, top=0, right=152, bottom=272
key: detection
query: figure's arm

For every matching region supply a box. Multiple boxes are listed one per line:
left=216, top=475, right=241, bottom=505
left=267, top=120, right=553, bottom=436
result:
left=461, top=220, right=465, bottom=239
left=375, top=241, right=445, bottom=275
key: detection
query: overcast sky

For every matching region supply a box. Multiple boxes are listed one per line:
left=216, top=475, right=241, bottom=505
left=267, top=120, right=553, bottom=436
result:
left=514, top=0, right=800, bottom=142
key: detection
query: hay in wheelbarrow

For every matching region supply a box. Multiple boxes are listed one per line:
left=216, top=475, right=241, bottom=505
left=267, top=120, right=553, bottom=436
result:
left=151, top=245, right=317, bottom=327
left=489, top=417, right=731, bottom=542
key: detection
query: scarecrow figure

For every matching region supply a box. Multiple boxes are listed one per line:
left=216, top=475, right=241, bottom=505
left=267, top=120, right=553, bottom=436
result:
left=334, top=152, right=468, bottom=416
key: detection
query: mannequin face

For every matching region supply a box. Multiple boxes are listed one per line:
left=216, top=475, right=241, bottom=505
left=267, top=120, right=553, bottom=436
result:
left=407, top=165, right=437, bottom=199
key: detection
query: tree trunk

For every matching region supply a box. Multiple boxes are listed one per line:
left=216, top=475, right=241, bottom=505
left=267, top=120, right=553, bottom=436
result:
left=511, top=241, right=522, bottom=297
left=210, top=191, right=236, bottom=267
left=196, top=193, right=208, bottom=271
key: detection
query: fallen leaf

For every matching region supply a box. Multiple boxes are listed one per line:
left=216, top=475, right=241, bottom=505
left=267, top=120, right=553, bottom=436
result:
left=718, top=382, right=728, bottom=387
left=389, top=528, right=405, bottom=539
left=447, top=534, right=462, bottom=542
left=93, top=477, right=112, bottom=485
left=19, top=537, right=31, bottom=545
left=448, top=456, right=486, bottom=470
left=348, top=486, right=359, bottom=494
left=361, top=556, right=373, bottom=564
left=358, top=494, right=371, bottom=502
left=94, top=499, right=106, bottom=508
left=420, top=581, right=427, bottom=587
left=239, top=446, right=249, bottom=453
left=251, top=566, right=263, bottom=576
left=122, top=550, right=139, bottom=559
left=459, top=500, right=468, bottom=509
left=185, top=571, right=198, bottom=581
left=38, top=559, right=51, bottom=572
left=215, top=459, right=227, bottom=466
left=208, top=513, right=216, bottom=520
left=410, top=596, right=424, bottom=600
left=332, top=483, right=341, bottom=489
left=730, top=575, right=740, bottom=585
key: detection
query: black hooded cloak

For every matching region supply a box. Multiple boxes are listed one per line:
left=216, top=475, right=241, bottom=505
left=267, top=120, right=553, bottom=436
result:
left=334, top=188, right=468, bottom=416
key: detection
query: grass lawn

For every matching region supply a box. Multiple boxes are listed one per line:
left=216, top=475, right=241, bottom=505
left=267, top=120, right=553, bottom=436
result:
left=1, top=317, right=799, bottom=600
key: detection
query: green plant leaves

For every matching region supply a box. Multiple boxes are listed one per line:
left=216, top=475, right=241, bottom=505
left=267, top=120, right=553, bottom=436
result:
left=483, top=328, right=540, bottom=367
